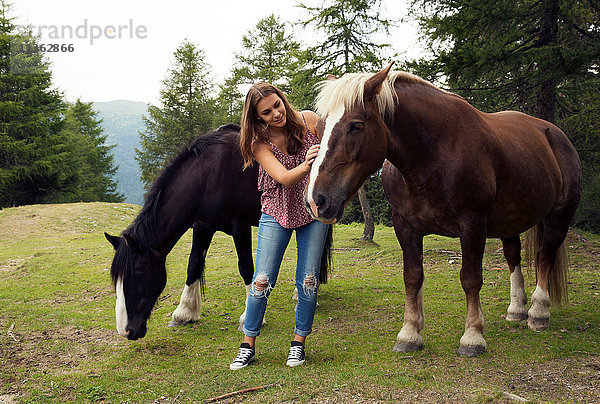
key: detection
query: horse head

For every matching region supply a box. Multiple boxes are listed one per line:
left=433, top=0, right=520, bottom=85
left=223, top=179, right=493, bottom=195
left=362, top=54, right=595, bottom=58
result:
left=105, top=232, right=166, bottom=340
left=305, top=63, right=395, bottom=223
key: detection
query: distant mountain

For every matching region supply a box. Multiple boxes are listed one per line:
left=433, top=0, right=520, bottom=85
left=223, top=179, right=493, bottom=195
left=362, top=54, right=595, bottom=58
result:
left=94, top=100, right=148, bottom=206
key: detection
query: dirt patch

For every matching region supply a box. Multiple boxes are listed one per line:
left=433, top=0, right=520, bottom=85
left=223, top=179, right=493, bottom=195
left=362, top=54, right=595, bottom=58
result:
left=2, top=323, right=120, bottom=397
left=503, top=355, right=600, bottom=402
left=0, top=259, right=28, bottom=273
left=0, top=207, right=46, bottom=242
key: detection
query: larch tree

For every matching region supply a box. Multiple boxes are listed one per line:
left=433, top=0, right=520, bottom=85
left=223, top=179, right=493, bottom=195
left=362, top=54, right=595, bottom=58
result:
left=214, top=14, right=301, bottom=127
left=136, top=39, right=215, bottom=189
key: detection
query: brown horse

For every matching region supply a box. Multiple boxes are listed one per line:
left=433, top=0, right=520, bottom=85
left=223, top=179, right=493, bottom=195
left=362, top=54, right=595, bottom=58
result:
left=305, top=64, right=582, bottom=356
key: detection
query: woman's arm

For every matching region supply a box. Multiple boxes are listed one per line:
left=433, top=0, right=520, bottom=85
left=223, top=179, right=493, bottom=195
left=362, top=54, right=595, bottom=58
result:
left=252, top=141, right=320, bottom=188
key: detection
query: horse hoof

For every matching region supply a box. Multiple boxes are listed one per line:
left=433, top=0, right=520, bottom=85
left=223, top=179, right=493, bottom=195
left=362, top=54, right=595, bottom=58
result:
left=168, top=319, right=192, bottom=327
left=393, top=341, right=423, bottom=353
left=457, top=344, right=485, bottom=357
left=506, top=312, right=528, bottom=322
left=528, top=317, right=549, bottom=331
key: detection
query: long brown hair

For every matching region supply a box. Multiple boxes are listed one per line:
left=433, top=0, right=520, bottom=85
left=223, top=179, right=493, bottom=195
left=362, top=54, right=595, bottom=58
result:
left=240, top=82, right=305, bottom=169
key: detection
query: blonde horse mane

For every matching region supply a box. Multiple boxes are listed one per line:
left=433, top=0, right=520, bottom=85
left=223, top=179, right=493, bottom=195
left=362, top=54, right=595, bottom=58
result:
left=314, top=71, right=435, bottom=121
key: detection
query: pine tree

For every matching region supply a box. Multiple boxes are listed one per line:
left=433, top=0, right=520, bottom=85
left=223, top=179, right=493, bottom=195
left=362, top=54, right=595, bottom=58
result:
left=136, top=39, right=215, bottom=188
left=214, top=14, right=301, bottom=125
left=214, top=75, right=244, bottom=127
left=298, top=0, right=392, bottom=76
left=232, top=14, right=300, bottom=91
left=0, top=1, right=72, bottom=207
left=62, top=100, right=123, bottom=202
left=287, top=48, right=324, bottom=110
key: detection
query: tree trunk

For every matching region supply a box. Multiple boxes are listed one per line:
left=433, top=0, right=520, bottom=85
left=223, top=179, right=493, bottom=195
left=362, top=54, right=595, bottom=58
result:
left=536, top=0, right=559, bottom=123
left=358, top=184, right=374, bottom=241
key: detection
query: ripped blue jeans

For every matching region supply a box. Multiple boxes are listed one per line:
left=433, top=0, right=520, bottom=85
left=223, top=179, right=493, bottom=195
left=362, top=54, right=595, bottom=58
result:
left=242, top=213, right=330, bottom=338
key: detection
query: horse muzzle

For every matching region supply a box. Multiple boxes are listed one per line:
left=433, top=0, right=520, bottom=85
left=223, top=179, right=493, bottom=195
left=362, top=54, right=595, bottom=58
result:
left=305, top=192, right=344, bottom=224
left=125, top=322, right=147, bottom=340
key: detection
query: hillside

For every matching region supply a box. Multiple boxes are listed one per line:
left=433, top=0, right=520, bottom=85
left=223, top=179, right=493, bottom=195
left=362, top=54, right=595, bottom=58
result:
left=94, top=100, right=148, bottom=205
left=1, top=203, right=599, bottom=403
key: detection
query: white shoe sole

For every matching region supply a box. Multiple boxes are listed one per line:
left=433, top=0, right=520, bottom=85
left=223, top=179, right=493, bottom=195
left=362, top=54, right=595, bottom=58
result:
left=286, top=359, right=305, bottom=367
left=230, top=357, right=254, bottom=370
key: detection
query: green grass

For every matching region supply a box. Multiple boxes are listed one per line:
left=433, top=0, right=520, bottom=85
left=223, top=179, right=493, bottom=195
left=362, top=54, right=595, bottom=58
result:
left=1, top=203, right=599, bottom=403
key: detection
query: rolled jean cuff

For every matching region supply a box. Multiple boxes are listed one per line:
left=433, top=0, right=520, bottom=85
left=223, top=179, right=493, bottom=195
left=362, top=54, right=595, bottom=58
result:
left=294, top=327, right=312, bottom=337
left=242, top=327, right=260, bottom=337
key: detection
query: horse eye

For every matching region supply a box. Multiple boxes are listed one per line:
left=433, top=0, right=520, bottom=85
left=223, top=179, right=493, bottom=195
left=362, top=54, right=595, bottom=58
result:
left=349, top=122, right=365, bottom=133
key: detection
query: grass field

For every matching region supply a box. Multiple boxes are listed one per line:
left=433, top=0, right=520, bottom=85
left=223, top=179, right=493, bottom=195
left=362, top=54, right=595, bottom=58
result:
left=1, top=202, right=599, bottom=403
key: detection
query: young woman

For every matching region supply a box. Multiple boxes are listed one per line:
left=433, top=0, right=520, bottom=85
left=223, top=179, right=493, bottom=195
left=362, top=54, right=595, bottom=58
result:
left=230, top=82, right=330, bottom=370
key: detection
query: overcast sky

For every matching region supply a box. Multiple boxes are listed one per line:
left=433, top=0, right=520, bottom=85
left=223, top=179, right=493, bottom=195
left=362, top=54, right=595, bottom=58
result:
left=11, top=0, right=421, bottom=105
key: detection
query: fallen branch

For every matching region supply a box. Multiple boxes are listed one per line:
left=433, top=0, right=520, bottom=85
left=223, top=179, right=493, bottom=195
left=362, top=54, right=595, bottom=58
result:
left=205, top=383, right=278, bottom=402
left=8, top=324, right=18, bottom=342
left=502, top=392, right=528, bottom=402
left=571, top=350, right=600, bottom=356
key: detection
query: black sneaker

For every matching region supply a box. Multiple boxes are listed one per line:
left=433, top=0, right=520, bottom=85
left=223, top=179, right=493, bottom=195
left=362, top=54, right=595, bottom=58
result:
left=230, top=343, right=255, bottom=370
left=286, top=341, right=306, bottom=367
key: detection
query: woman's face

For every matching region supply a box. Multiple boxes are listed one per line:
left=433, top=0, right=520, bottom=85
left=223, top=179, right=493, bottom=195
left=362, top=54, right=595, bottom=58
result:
left=256, top=93, right=286, bottom=128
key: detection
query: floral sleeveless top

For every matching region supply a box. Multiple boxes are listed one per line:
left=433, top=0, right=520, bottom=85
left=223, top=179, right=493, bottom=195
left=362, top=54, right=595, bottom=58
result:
left=257, top=115, right=319, bottom=229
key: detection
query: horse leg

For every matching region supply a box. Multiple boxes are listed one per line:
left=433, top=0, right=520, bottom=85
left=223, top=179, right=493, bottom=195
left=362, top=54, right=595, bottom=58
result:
left=393, top=220, right=425, bottom=352
left=527, top=217, right=570, bottom=331
left=231, top=225, right=266, bottom=331
left=170, top=222, right=215, bottom=327
left=457, top=219, right=487, bottom=357
left=502, top=236, right=528, bottom=321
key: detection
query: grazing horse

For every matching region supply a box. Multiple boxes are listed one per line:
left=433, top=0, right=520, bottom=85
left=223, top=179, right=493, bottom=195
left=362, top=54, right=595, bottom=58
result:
left=105, top=125, right=261, bottom=339
left=305, top=64, right=581, bottom=356
left=106, top=124, right=332, bottom=340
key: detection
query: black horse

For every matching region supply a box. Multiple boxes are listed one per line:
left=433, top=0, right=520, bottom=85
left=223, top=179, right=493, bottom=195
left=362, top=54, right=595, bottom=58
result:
left=106, top=124, right=331, bottom=340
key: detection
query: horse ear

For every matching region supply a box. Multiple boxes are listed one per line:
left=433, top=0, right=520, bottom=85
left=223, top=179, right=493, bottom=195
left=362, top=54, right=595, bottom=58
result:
left=364, top=62, right=395, bottom=101
left=105, top=232, right=121, bottom=249
left=123, top=234, right=142, bottom=252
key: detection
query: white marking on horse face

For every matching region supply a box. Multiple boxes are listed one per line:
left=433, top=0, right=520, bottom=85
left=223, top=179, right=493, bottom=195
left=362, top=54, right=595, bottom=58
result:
left=307, top=105, right=346, bottom=215
left=115, top=277, right=128, bottom=337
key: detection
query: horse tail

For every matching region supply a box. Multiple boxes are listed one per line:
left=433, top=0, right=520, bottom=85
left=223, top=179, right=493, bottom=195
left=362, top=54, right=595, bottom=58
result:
left=198, top=263, right=206, bottom=298
left=319, top=225, right=334, bottom=284
left=525, top=222, right=569, bottom=306
left=550, top=241, right=569, bottom=305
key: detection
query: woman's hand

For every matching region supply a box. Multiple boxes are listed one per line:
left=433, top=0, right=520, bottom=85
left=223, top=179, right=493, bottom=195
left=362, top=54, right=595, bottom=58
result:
left=304, top=145, right=320, bottom=168
left=254, top=141, right=321, bottom=188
